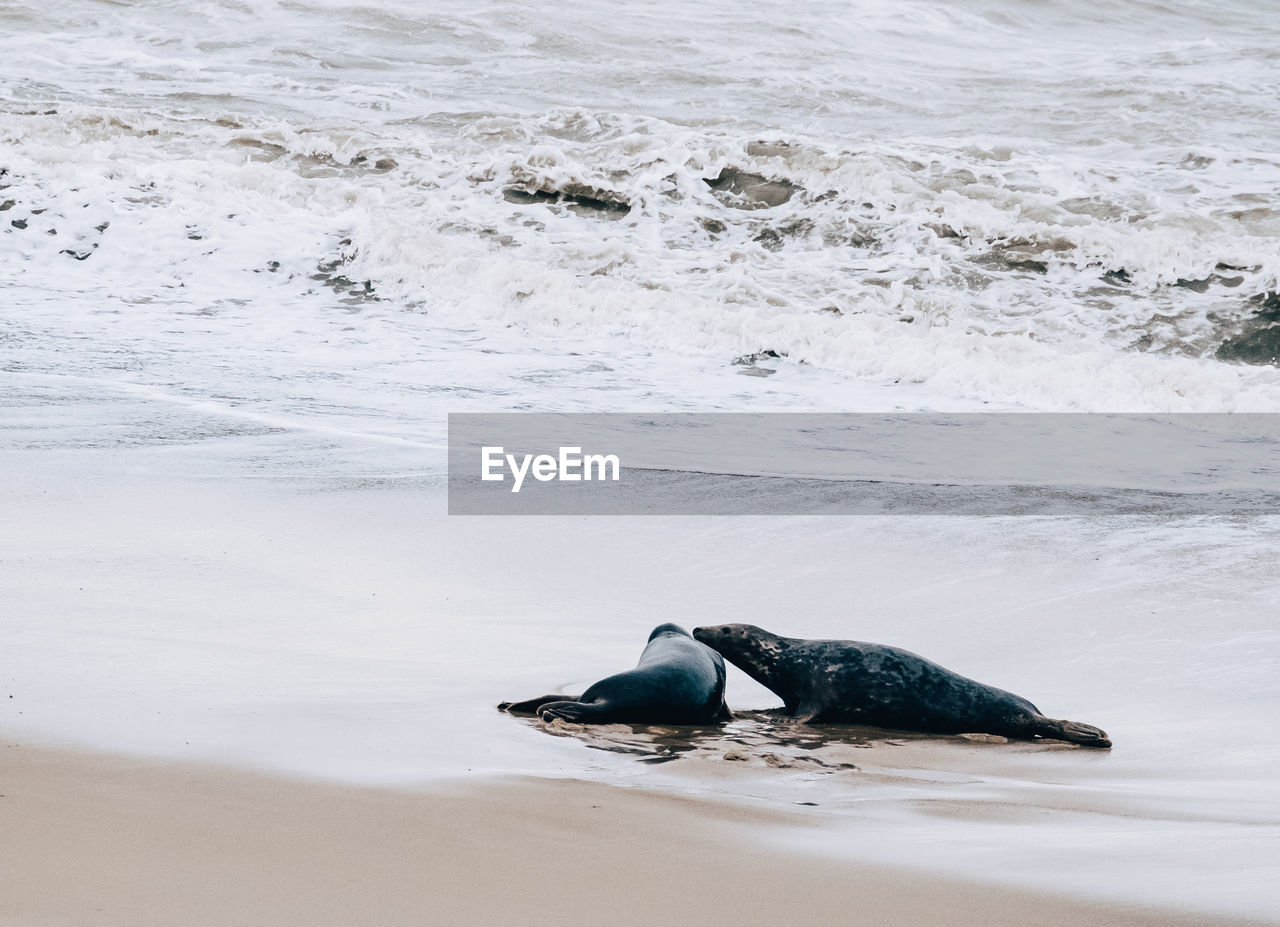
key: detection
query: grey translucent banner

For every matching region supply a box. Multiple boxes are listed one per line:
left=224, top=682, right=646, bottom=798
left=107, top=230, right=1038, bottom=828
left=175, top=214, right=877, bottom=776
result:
left=447, top=413, right=1280, bottom=516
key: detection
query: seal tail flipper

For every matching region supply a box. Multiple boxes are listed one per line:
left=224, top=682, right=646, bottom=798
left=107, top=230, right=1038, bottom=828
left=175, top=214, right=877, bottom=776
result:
left=499, top=694, right=582, bottom=715
left=1034, top=717, right=1112, bottom=749
left=538, top=700, right=610, bottom=723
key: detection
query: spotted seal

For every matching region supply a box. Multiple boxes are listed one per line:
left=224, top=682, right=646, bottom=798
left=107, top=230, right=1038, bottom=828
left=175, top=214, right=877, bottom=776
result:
left=499, top=623, right=731, bottom=724
left=693, top=623, right=1110, bottom=747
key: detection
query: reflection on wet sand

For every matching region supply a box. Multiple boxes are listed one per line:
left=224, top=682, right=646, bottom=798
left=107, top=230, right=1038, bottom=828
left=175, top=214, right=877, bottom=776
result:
left=503, top=709, right=997, bottom=772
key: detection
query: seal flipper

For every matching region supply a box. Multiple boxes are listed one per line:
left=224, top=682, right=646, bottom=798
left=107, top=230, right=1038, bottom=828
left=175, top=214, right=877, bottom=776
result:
left=499, top=694, right=582, bottom=715
left=538, top=700, right=613, bottom=723
left=790, top=700, right=826, bottom=724
left=1032, top=717, right=1112, bottom=749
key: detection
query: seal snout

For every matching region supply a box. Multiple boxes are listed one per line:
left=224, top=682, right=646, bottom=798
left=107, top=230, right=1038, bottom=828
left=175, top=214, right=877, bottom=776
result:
left=694, top=623, right=757, bottom=645
left=692, top=625, right=725, bottom=645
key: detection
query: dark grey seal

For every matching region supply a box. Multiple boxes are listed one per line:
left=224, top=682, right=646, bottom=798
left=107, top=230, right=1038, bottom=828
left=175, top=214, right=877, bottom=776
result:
left=693, top=623, right=1111, bottom=748
left=499, top=623, right=731, bottom=724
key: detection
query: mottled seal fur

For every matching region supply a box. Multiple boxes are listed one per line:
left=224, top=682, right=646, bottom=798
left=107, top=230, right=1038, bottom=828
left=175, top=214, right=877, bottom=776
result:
left=499, top=623, right=731, bottom=724
left=693, top=623, right=1110, bottom=748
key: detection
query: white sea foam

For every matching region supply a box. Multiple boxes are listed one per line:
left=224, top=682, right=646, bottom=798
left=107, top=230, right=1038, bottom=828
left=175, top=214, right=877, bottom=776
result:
left=4, top=0, right=1280, bottom=412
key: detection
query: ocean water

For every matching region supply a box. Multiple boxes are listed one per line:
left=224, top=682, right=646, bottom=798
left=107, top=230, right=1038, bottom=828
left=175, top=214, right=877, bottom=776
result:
left=3, top=0, right=1280, bottom=921
left=5, top=0, right=1280, bottom=413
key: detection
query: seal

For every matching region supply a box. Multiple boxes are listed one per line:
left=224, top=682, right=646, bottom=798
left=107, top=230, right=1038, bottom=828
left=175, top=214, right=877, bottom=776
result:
left=693, top=623, right=1111, bottom=748
left=499, top=623, right=731, bottom=724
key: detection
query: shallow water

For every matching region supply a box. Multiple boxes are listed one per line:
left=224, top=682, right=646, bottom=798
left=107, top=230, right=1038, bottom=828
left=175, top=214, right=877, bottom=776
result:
left=3, top=408, right=1278, bottom=918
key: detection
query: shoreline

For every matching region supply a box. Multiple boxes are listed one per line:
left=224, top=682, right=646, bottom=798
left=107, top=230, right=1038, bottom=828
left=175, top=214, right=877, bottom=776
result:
left=4, top=742, right=1272, bottom=927
left=4, top=448, right=1279, bottom=923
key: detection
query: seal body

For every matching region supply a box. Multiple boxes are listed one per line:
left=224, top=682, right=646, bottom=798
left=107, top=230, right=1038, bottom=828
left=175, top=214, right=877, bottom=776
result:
left=500, top=623, right=730, bottom=724
left=693, top=623, right=1110, bottom=748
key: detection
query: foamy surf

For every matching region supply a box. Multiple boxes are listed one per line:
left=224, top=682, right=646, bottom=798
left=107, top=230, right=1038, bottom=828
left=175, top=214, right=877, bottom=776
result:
left=5, top=103, right=1279, bottom=411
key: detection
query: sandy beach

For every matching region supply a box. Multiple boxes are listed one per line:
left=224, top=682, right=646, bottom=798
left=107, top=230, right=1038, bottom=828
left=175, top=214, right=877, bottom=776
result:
left=3, top=416, right=1280, bottom=923
left=5, top=742, right=1271, bottom=927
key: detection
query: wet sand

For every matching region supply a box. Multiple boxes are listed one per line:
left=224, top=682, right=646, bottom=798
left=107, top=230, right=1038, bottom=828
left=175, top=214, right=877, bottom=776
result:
left=3, top=743, right=1269, bottom=927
